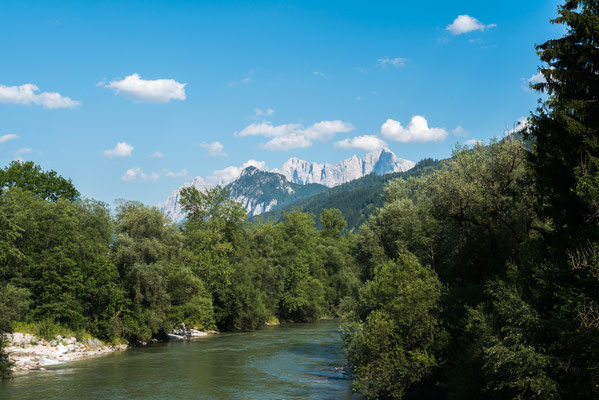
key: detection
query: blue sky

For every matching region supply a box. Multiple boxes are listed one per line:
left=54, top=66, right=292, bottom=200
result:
left=0, top=0, right=562, bottom=206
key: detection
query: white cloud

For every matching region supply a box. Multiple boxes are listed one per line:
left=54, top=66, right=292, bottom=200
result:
left=335, top=135, right=387, bottom=151
left=254, top=107, right=274, bottom=117
left=103, top=142, right=134, bottom=158
left=506, top=117, right=530, bottom=135
left=237, top=120, right=354, bottom=150
left=199, top=141, right=227, bottom=156
left=122, top=167, right=159, bottom=183
left=464, top=139, right=484, bottom=146
left=262, top=135, right=312, bottom=151
left=211, top=160, right=267, bottom=185
left=151, top=151, right=165, bottom=159
left=238, top=122, right=300, bottom=138
left=303, top=120, right=354, bottom=141
left=101, top=73, right=186, bottom=103
left=164, top=169, right=188, bottom=178
left=528, top=71, right=546, bottom=84
left=0, top=134, right=18, bottom=143
left=452, top=125, right=469, bottom=136
left=446, top=15, right=496, bottom=35
left=381, top=116, right=448, bottom=143
left=228, top=77, right=252, bottom=87
left=377, top=57, right=409, bottom=68
left=13, top=147, right=32, bottom=162
left=313, top=71, right=326, bottom=77
left=0, top=83, right=80, bottom=109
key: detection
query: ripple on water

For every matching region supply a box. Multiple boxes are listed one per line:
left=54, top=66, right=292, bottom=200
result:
left=0, top=320, right=362, bottom=400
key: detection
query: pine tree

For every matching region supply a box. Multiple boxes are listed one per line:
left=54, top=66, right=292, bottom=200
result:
left=528, top=0, right=599, bottom=237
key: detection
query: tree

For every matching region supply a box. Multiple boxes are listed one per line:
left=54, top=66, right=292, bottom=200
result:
left=112, top=201, right=185, bottom=342
left=0, top=161, right=79, bottom=201
left=0, top=283, right=31, bottom=380
left=342, top=252, right=443, bottom=399
left=320, top=208, right=346, bottom=237
left=527, top=0, right=599, bottom=236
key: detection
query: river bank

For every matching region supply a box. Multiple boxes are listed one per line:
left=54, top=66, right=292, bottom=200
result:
left=0, top=320, right=359, bottom=400
left=4, top=332, right=128, bottom=372
left=5, top=326, right=221, bottom=373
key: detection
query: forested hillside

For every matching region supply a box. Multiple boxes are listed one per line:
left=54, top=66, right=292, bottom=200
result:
left=1, top=2, right=598, bottom=399
left=255, top=158, right=441, bottom=231
left=339, top=2, right=599, bottom=398
left=0, top=162, right=360, bottom=378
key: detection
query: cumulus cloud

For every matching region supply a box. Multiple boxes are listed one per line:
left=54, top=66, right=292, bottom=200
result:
left=237, top=120, right=354, bottom=150
left=211, top=160, right=267, bottom=185
left=0, top=83, right=80, bottom=109
left=381, top=116, right=448, bottom=143
left=199, top=141, right=227, bottom=156
left=151, top=151, right=165, bottom=159
left=528, top=71, right=546, bottom=84
left=255, top=107, right=274, bottom=117
left=13, top=147, right=32, bottom=162
left=101, top=73, right=186, bottom=103
left=377, top=57, right=409, bottom=68
left=446, top=15, right=496, bottom=35
left=0, top=134, right=18, bottom=144
left=103, top=142, right=134, bottom=158
left=506, top=117, right=530, bottom=135
left=452, top=125, right=469, bottom=136
left=164, top=169, right=188, bottom=178
left=335, top=135, right=387, bottom=151
left=261, top=135, right=312, bottom=151
left=122, top=167, right=159, bottom=182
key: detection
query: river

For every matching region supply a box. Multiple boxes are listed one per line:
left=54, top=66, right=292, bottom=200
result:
left=0, top=320, right=362, bottom=399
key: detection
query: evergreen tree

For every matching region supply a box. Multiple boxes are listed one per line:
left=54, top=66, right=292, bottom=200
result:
left=528, top=0, right=599, bottom=237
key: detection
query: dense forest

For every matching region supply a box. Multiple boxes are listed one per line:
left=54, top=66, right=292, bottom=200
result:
left=339, top=1, right=599, bottom=398
left=255, top=157, right=441, bottom=231
left=2, top=1, right=599, bottom=399
left=0, top=162, right=361, bottom=378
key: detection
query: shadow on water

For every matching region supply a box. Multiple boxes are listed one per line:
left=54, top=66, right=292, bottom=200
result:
left=0, top=320, right=362, bottom=400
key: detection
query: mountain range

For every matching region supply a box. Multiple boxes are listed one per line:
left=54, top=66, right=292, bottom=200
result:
left=158, top=148, right=415, bottom=222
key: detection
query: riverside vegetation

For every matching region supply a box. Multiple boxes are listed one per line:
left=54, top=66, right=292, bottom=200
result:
left=2, top=1, right=599, bottom=399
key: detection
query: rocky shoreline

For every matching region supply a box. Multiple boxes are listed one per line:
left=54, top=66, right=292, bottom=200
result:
left=5, top=332, right=127, bottom=372
left=167, top=325, right=217, bottom=341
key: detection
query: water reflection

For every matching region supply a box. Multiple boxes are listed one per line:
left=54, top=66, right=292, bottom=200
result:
left=0, top=320, right=361, bottom=400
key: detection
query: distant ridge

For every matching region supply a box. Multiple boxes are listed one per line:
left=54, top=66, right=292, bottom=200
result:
left=255, top=158, right=442, bottom=231
left=273, top=148, right=415, bottom=187
left=158, top=148, right=416, bottom=222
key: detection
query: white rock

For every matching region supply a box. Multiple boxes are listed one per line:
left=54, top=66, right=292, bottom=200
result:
left=59, top=343, right=69, bottom=352
left=274, top=148, right=415, bottom=187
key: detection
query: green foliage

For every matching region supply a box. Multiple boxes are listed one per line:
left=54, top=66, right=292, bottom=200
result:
left=224, top=166, right=328, bottom=213
left=342, top=253, right=443, bottom=399
left=320, top=208, right=346, bottom=238
left=527, top=0, right=599, bottom=236
left=345, top=129, right=599, bottom=398
left=0, top=161, right=79, bottom=201
left=256, top=158, right=442, bottom=231
left=0, top=339, right=10, bottom=380
left=0, top=283, right=30, bottom=333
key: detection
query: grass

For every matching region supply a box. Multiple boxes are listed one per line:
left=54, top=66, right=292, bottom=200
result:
left=12, top=320, right=93, bottom=342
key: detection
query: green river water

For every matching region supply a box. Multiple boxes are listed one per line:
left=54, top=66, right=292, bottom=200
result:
left=0, top=320, right=362, bottom=399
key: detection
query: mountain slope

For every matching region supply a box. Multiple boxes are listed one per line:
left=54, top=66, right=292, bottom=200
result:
left=255, top=158, right=442, bottom=231
left=158, top=148, right=416, bottom=222
left=273, top=148, right=415, bottom=187
left=224, top=167, right=327, bottom=216
left=158, top=176, right=212, bottom=223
